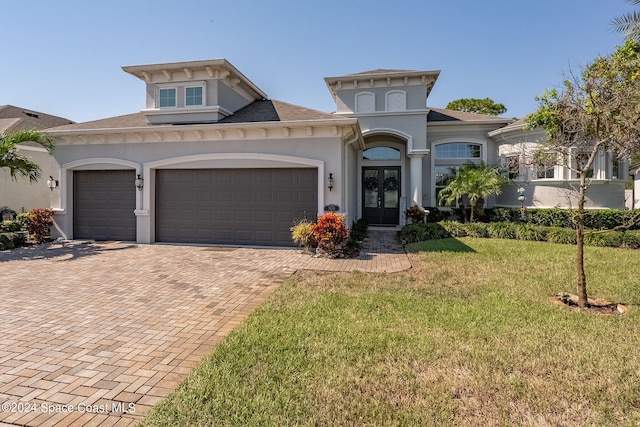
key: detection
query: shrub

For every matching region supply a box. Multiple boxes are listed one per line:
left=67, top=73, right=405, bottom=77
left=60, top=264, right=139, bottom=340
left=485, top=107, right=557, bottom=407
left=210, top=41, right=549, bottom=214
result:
left=291, top=219, right=316, bottom=253
left=464, top=222, right=489, bottom=238
left=404, top=205, right=426, bottom=223
left=27, top=208, right=55, bottom=244
left=584, top=231, right=623, bottom=247
left=400, top=222, right=452, bottom=243
left=487, top=222, right=517, bottom=239
left=621, top=230, right=640, bottom=249
left=1, top=220, right=22, bottom=232
left=311, top=212, right=350, bottom=258
left=545, top=227, right=577, bottom=245
left=0, top=233, right=14, bottom=250
left=515, top=223, right=547, bottom=241
left=422, top=207, right=450, bottom=222
left=349, top=219, right=368, bottom=244
left=16, top=212, right=30, bottom=229
left=440, top=221, right=468, bottom=237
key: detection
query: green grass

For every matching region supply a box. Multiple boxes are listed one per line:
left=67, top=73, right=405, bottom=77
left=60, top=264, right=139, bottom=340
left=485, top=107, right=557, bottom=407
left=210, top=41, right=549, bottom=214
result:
left=140, top=238, right=640, bottom=426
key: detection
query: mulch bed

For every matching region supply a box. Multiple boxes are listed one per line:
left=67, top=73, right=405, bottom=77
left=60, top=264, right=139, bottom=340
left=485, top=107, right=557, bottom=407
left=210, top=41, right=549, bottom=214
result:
left=550, top=293, right=629, bottom=315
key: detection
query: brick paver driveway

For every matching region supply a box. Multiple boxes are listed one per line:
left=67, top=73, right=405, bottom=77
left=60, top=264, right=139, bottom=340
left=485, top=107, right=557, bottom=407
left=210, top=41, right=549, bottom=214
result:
left=0, top=241, right=301, bottom=426
left=0, top=232, right=410, bottom=426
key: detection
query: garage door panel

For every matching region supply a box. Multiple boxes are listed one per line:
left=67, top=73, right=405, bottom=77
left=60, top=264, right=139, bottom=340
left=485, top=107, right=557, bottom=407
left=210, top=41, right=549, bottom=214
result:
left=74, top=170, right=136, bottom=241
left=156, top=168, right=317, bottom=246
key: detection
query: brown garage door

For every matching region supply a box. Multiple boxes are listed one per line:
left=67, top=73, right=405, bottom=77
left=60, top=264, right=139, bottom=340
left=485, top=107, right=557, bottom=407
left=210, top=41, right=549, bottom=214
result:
left=73, top=170, right=137, bottom=241
left=156, top=168, right=317, bottom=246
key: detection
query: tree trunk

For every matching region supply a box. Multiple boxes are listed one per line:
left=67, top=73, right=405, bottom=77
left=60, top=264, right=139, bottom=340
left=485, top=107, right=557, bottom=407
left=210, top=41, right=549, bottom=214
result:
left=576, top=172, right=588, bottom=309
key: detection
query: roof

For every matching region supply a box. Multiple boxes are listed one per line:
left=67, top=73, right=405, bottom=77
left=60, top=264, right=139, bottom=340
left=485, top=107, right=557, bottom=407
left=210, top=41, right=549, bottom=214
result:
left=122, top=59, right=268, bottom=101
left=427, top=107, right=513, bottom=123
left=0, top=105, right=74, bottom=133
left=46, top=99, right=339, bottom=132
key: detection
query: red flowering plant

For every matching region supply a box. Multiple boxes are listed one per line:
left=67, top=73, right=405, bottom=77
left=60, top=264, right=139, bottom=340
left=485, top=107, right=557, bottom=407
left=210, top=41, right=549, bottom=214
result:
left=311, top=212, right=350, bottom=258
left=27, top=208, right=55, bottom=243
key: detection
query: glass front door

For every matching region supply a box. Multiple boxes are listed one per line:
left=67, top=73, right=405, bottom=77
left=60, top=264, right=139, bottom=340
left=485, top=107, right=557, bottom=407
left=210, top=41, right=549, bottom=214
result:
left=362, top=167, right=400, bottom=225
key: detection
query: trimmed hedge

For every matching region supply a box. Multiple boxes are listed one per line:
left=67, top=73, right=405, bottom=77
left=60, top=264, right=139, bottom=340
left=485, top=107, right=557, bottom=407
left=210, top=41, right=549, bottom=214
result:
left=484, top=207, right=640, bottom=230
left=400, top=221, right=640, bottom=250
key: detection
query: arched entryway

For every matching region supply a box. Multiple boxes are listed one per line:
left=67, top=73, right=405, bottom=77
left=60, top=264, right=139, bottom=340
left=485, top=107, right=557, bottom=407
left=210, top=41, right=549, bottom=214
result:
left=360, top=132, right=408, bottom=226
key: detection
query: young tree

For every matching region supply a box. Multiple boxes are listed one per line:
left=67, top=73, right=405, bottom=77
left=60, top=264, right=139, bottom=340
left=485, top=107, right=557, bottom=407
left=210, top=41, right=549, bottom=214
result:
left=527, top=40, right=640, bottom=309
left=0, top=129, right=54, bottom=182
left=612, top=0, right=640, bottom=42
left=438, top=162, right=508, bottom=222
left=446, top=98, right=507, bottom=116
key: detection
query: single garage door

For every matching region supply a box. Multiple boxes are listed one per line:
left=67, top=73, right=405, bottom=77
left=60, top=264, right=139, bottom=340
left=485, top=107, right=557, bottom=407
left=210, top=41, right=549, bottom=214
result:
left=156, top=168, right=317, bottom=246
left=74, top=170, right=137, bottom=241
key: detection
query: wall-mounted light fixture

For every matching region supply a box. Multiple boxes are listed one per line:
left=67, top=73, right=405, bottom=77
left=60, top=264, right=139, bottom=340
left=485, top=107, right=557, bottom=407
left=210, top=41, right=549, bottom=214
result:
left=328, top=173, right=334, bottom=192
left=135, top=174, right=144, bottom=191
left=47, top=176, right=58, bottom=191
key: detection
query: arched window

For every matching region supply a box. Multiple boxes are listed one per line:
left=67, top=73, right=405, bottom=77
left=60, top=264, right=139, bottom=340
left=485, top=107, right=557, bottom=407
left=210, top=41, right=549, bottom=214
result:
left=355, top=92, right=375, bottom=113
left=386, top=91, right=406, bottom=112
left=363, top=146, right=401, bottom=160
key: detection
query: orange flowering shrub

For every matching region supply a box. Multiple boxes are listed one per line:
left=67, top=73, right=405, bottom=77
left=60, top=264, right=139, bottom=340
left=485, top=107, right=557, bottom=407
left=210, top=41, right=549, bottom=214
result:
left=311, top=212, right=350, bottom=257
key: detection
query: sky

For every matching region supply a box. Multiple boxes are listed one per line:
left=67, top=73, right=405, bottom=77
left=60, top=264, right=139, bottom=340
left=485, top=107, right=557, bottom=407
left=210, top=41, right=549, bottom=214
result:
left=1, top=0, right=635, bottom=123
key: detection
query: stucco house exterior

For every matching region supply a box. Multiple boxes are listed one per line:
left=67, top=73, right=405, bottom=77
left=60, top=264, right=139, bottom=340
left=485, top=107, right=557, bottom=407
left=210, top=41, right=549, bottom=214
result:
left=44, top=59, right=629, bottom=246
left=0, top=105, right=74, bottom=213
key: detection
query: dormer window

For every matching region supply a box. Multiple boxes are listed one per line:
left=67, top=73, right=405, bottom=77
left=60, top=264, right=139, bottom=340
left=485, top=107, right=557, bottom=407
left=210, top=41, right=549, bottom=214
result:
left=186, top=86, right=203, bottom=106
left=159, top=88, right=176, bottom=108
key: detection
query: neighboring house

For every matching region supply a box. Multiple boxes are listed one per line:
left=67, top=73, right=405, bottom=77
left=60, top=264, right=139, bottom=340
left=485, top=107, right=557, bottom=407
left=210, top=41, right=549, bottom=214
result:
left=45, top=59, right=628, bottom=246
left=489, top=118, right=629, bottom=209
left=0, top=105, right=74, bottom=213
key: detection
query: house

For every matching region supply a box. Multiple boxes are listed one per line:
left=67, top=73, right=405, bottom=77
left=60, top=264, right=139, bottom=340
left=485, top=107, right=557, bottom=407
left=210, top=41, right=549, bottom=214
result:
left=0, top=105, right=74, bottom=213
left=44, top=59, right=628, bottom=246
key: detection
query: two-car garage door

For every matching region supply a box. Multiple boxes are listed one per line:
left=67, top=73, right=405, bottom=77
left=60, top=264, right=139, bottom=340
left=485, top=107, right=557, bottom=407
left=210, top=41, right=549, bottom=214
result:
left=155, top=168, right=317, bottom=246
left=73, top=168, right=317, bottom=246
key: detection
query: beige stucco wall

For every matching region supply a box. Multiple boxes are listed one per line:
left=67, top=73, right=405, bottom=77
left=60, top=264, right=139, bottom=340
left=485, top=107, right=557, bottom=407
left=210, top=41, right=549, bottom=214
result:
left=0, top=146, right=52, bottom=213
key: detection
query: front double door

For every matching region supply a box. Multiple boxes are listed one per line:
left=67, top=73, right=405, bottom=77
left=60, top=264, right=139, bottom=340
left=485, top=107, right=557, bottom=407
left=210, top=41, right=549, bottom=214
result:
left=362, top=166, right=400, bottom=225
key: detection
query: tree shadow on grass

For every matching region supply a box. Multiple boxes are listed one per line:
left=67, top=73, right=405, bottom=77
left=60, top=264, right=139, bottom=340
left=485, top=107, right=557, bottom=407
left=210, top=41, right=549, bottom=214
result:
left=406, top=237, right=476, bottom=253
left=0, top=240, right=137, bottom=263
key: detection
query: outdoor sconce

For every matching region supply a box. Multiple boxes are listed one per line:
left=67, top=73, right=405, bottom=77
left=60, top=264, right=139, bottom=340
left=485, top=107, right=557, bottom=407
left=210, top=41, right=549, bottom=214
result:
left=517, top=186, right=526, bottom=220
left=135, top=174, right=144, bottom=191
left=47, top=176, right=58, bottom=191
left=328, top=173, right=334, bottom=192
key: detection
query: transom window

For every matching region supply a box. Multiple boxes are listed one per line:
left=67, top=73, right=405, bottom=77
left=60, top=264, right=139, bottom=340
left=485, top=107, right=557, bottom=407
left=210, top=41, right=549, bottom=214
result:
left=159, top=88, right=176, bottom=108
left=185, top=86, right=203, bottom=106
left=435, top=143, right=481, bottom=159
left=363, top=147, right=401, bottom=160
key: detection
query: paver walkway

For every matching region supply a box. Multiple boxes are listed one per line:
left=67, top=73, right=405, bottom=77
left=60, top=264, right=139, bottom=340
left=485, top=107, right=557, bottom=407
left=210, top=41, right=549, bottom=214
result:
left=0, top=229, right=410, bottom=426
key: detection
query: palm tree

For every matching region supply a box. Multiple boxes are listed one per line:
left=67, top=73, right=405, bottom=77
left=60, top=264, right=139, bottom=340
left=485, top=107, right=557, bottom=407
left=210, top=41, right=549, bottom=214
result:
left=612, top=0, right=640, bottom=42
left=438, top=162, right=508, bottom=222
left=0, top=129, right=54, bottom=182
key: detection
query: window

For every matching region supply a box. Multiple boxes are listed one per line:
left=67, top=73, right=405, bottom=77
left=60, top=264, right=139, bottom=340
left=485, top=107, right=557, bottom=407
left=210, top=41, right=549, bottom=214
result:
left=535, top=152, right=556, bottom=179
left=505, top=155, right=520, bottom=180
left=185, top=86, right=203, bottom=106
left=576, top=153, right=594, bottom=178
left=159, top=88, right=176, bottom=108
left=435, top=143, right=481, bottom=159
left=435, top=166, right=458, bottom=207
left=386, top=91, right=406, bottom=112
left=355, top=92, right=375, bottom=113
left=363, top=147, right=401, bottom=160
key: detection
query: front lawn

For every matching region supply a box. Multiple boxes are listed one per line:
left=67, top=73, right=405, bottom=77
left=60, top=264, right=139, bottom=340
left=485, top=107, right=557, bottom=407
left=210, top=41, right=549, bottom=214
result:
left=141, top=238, right=640, bottom=426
